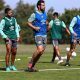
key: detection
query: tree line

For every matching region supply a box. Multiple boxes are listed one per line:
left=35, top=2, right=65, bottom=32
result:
left=0, top=0, right=80, bottom=44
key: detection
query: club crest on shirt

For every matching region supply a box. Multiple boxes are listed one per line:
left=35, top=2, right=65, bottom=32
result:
left=41, top=16, right=43, bottom=18
left=9, top=26, right=14, bottom=31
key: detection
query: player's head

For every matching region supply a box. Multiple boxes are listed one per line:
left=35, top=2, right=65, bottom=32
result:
left=53, top=12, right=59, bottom=19
left=5, top=8, right=13, bottom=17
left=37, top=0, right=45, bottom=12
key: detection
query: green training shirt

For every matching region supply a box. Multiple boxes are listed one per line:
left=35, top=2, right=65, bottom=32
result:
left=49, top=18, right=66, bottom=39
left=0, top=17, right=20, bottom=39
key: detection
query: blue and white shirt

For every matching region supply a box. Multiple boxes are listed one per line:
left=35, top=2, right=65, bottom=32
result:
left=28, top=11, right=47, bottom=37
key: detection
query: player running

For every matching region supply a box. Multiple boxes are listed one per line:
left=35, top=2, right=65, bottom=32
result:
left=27, top=0, right=50, bottom=72
left=49, top=12, right=70, bottom=64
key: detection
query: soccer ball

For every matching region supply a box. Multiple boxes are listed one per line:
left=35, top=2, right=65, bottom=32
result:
left=66, top=47, right=70, bottom=51
left=72, top=52, right=77, bottom=57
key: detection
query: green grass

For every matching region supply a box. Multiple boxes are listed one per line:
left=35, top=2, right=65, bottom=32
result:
left=0, top=44, right=80, bottom=80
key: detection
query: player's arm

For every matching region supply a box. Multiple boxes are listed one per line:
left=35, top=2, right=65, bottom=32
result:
left=62, top=21, right=70, bottom=35
left=46, top=20, right=50, bottom=31
left=0, top=19, right=9, bottom=39
left=27, top=22, right=40, bottom=31
left=69, top=17, right=77, bottom=36
left=49, top=20, right=53, bottom=29
left=15, top=19, right=20, bottom=42
left=65, top=27, right=70, bottom=35
left=17, top=24, right=21, bottom=32
left=27, top=13, right=40, bottom=31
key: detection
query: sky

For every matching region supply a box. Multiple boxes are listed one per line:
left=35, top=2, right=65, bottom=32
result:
left=4, top=0, right=80, bottom=13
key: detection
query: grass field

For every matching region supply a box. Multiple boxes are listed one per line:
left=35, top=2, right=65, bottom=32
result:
left=0, top=44, right=80, bottom=80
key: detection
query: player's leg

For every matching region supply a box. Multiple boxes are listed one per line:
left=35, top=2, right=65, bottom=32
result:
left=65, top=39, right=76, bottom=66
left=51, top=39, right=57, bottom=62
left=28, top=46, right=45, bottom=72
left=32, top=36, right=47, bottom=67
left=10, top=40, right=17, bottom=71
left=51, top=39, right=63, bottom=64
left=5, top=39, right=12, bottom=71
left=51, top=48, right=56, bottom=63
left=27, top=36, right=46, bottom=72
left=55, top=46, right=63, bottom=64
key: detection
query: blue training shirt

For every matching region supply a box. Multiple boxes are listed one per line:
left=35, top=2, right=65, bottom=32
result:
left=73, top=16, right=80, bottom=38
left=28, top=11, right=47, bottom=36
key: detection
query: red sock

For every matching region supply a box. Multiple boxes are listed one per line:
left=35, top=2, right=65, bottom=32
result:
left=28, top=63, right=33, bottom=68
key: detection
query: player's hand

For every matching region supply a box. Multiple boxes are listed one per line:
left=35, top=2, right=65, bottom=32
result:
left=17, top=37, right=20, bottom=42
left=4, top=37, right=10, bottom=42
left=34, top=27, right=40, bottom=31
left=6, top=37, right=10, bottom=41
left=73, top=32, right=77, bottom=36
left=6, top=37, right=9, bottom=40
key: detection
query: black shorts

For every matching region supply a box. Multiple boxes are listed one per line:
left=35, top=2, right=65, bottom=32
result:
left=4, top=39, right=17, bottom=48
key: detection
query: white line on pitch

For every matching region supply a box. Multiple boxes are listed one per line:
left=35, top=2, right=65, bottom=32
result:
left=1, top=68, right=80, bottom=72
left=39, top=68, right=80, bottom=71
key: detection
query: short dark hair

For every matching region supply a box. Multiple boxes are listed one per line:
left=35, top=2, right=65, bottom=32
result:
left=5, top=8, right=11, bottom=14
left=53, top=12, right=58, bottom=17
left=37, top=0, right=45, bottom=8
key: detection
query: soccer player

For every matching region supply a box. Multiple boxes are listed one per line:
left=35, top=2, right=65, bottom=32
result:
left=49, top=12, right=70, bottom=64
left=27, top=0, right=50, bottom=72
left=0, top=8, right=20, bottom=71
left=65, top=15, right=80, bottom=66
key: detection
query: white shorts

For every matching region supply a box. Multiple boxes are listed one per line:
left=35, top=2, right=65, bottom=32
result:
left=52, top=39, right=59, bottom=47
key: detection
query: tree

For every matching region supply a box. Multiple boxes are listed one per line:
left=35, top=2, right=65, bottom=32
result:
left=14, top=0, right=35, bottom=43
left=47, top=7, right=54, bottom=21
left=60, top=8, right=80, bottom=25
left=0, top=0, right=5, bottom=11
left=47, top=7, right=54, bottom=43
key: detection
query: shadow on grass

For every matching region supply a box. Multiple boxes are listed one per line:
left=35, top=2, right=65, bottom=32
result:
left=0, top=67, right=5, bottom=71
left=38, top=61, right=52, bottom=63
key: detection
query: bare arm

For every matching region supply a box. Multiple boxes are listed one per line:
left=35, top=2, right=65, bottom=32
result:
left=46, top=20, right=51, bottom=31
left=61, top=21, right=70, bottom=35
left=65, top=27, right=70, bottom=35
left=27, top=22, right=40, bottom=31
left=27, top=13, right=40, bottom=31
